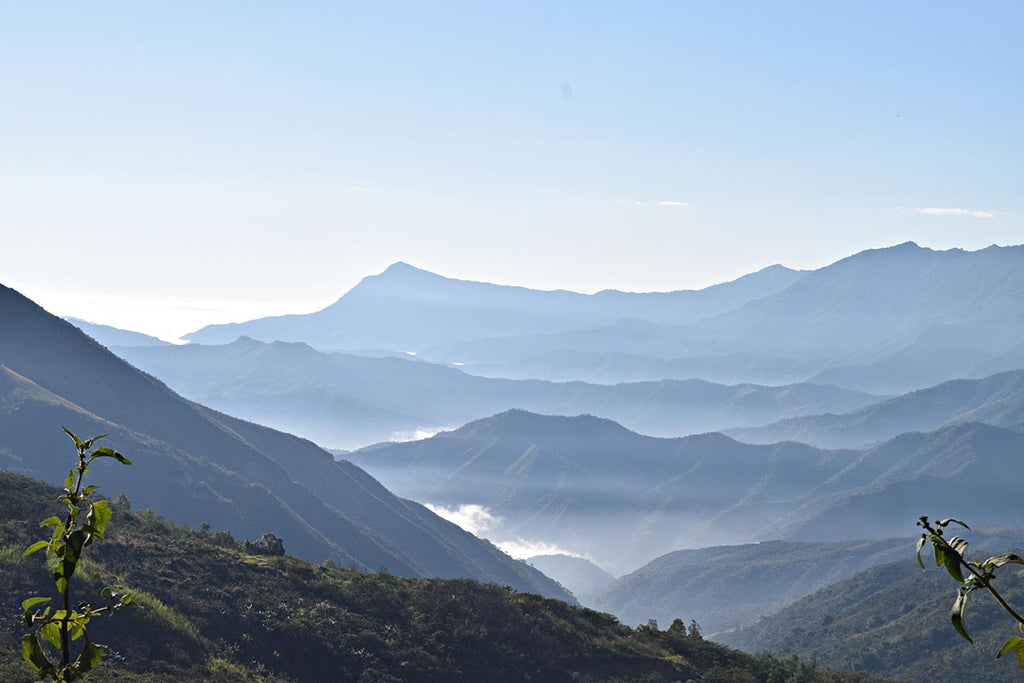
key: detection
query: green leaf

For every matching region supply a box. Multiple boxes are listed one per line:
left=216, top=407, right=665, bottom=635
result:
left=81, top=433, right=108, bottom=449
left=997, top=637, right=1024, bottom=669
left=23, top=540, right=49, bottom=558
left=39, top=516, right=62, bottom=528
left=70, top=620, right=86, bottom=641
left=934, top=543, right=946, bottom=568
left=942, top=547, right=965, bottom=583
left=22, top=596, right=52, bottom=611
left=65, top=470, right=76, bottom=490
left=62, top=426, right=83, bottom=449
left=76, top=637, right=105, bottom=674
left=90, top=446, right=131, bottom=465
left=83, top=485, right=101, bottom=495
left=916, top=536, right=927, bottom=569
left=984, top=553, right=1024, bottom=569
left=40, top=621, right=61, bottom=650
left=948, top=536, right=969, bottom=555
left=62, top=529, right=88, bottom=581
left=88, top=500, right=112, bottom=538
left=938, top=518, right=970, bottom=530
left=951, top=588, right=973, bottom=643
left=21, top=633, right=54, bottom=676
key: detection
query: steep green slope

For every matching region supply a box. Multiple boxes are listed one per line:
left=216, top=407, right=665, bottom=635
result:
left=721, top=532, right=1024, bottom=682
left=590, top=539, right=910, bottom=637
left=0, top=471, right=873, bottom=682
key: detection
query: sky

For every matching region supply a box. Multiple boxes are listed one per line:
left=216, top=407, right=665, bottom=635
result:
left=1, top=1, right=1021, bottom=341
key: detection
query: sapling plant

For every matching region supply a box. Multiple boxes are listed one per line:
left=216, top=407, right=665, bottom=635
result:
left=917, top=515, right=1024, bottom=669
left=21, top=427, right=134, bottom=682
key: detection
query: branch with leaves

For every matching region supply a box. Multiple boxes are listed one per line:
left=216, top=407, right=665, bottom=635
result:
left=21, top=427, right=134, bottom=682
left=916, top=515, right=1024, bottom=669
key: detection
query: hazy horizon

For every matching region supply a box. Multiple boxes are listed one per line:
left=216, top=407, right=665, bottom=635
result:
left=3, top=2, right=1020, bottom=341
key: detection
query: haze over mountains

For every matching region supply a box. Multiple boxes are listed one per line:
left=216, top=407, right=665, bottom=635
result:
left=9, top=241, right=1024, bottom=682
left=347, top=409, right=1024, bottom=573
left=176, top=243, right=1024, bottom=398
left=184, top=260, right=805, bottom=351
left=112, top=337, right=877, bottom=449
left=727, top=370, right=1024, bottom=448
left=0, top=283, right=570, bottom=600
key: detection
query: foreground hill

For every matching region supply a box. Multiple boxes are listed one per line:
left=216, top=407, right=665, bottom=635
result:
left=0, top=283, right=567, bottom=598
left=350, top=410, right=1024, bottom=573
left=720, top=530, right=1024, bottom=682
left=728, top=370, right=1024, bottom=448
left=0, top=471, right=873, bottom=683
left=183, top=261, right=804, bottom=350
left=113, top=337, right=877, bottom=449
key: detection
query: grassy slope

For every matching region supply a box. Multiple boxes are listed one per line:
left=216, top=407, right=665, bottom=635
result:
left=0, top=471, right=876, bottom=683
left=721, top=548, right=1024, bottom=682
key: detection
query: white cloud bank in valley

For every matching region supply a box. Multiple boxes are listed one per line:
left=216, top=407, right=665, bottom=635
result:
left=495, top=538, right=584, bottom=560
left=424, top=503, right=502, bottom=535
left=423, top=504, right=583, bottom=559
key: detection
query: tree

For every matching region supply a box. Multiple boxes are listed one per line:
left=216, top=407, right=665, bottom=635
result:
left=916, top=515, right=1024, bottom=669
left=20, top=427, right=134, bottom=682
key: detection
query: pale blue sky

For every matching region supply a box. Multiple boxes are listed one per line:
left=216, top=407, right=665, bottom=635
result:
left=1, top=2, right=1020, bottom=340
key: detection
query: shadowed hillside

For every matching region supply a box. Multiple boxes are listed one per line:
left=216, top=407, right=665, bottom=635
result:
left=0, top=283, right=568, bottom=599
left=0, top=471, right=875, bottom=683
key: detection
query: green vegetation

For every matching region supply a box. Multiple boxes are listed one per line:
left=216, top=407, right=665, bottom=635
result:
left=19, top=429, right=133, bottom=682
left=721, top=532, right=1024, bottom=682
left=1, top=470, right=876, bottom=682
left=916, top=516, right=1024, bottom=668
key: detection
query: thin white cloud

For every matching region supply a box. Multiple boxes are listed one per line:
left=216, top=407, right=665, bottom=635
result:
left=616, top=200, right=689, bottom=207
left=424, top=503, right=502, bottom=535
left=495, top=538, right=583, bottom=560
left=903, top=206, right=995, bottom=218
left=388, top=427, right=444, bottom=442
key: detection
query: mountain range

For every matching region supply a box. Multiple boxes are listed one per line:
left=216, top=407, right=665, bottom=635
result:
left=419, top=243, right=1024, bottom=392
left=0, top=283, right=569, bottom=600
left=727, top=369, right=1024, bottom=448
left=111, top=337, right=878, bottom=449
left=65, top=316, right=171, bottom=347
left=184, top=260, right=805, bottom=351
left=348, top=409, right=1024, bottom=574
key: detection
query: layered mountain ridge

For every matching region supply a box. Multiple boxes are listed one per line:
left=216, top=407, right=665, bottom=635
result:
left=348, top=409, right=1024, bottom=574
left=0, top=283, right=570, bottom=600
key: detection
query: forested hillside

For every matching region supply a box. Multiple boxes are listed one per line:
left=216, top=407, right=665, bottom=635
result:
left=0, top=471, right=874, bottom=683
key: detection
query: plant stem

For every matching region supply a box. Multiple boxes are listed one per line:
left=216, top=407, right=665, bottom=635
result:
left=59, top=445, right=88, bottom=672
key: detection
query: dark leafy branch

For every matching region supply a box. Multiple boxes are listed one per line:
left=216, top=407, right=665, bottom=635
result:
left=916, top=515, right=1024, bottom=669
left=20, top=427, right=134, bottom=682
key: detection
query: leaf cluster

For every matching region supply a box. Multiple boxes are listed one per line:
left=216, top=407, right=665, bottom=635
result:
left=916, top=516, right=1024, bottom=668
left=19, top=428, right=132, bottom=682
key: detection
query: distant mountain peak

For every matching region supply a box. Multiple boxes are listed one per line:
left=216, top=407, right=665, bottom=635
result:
left=450, top=409, right=639, bottom=441
left=377, top=261, right=441, bottom=280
